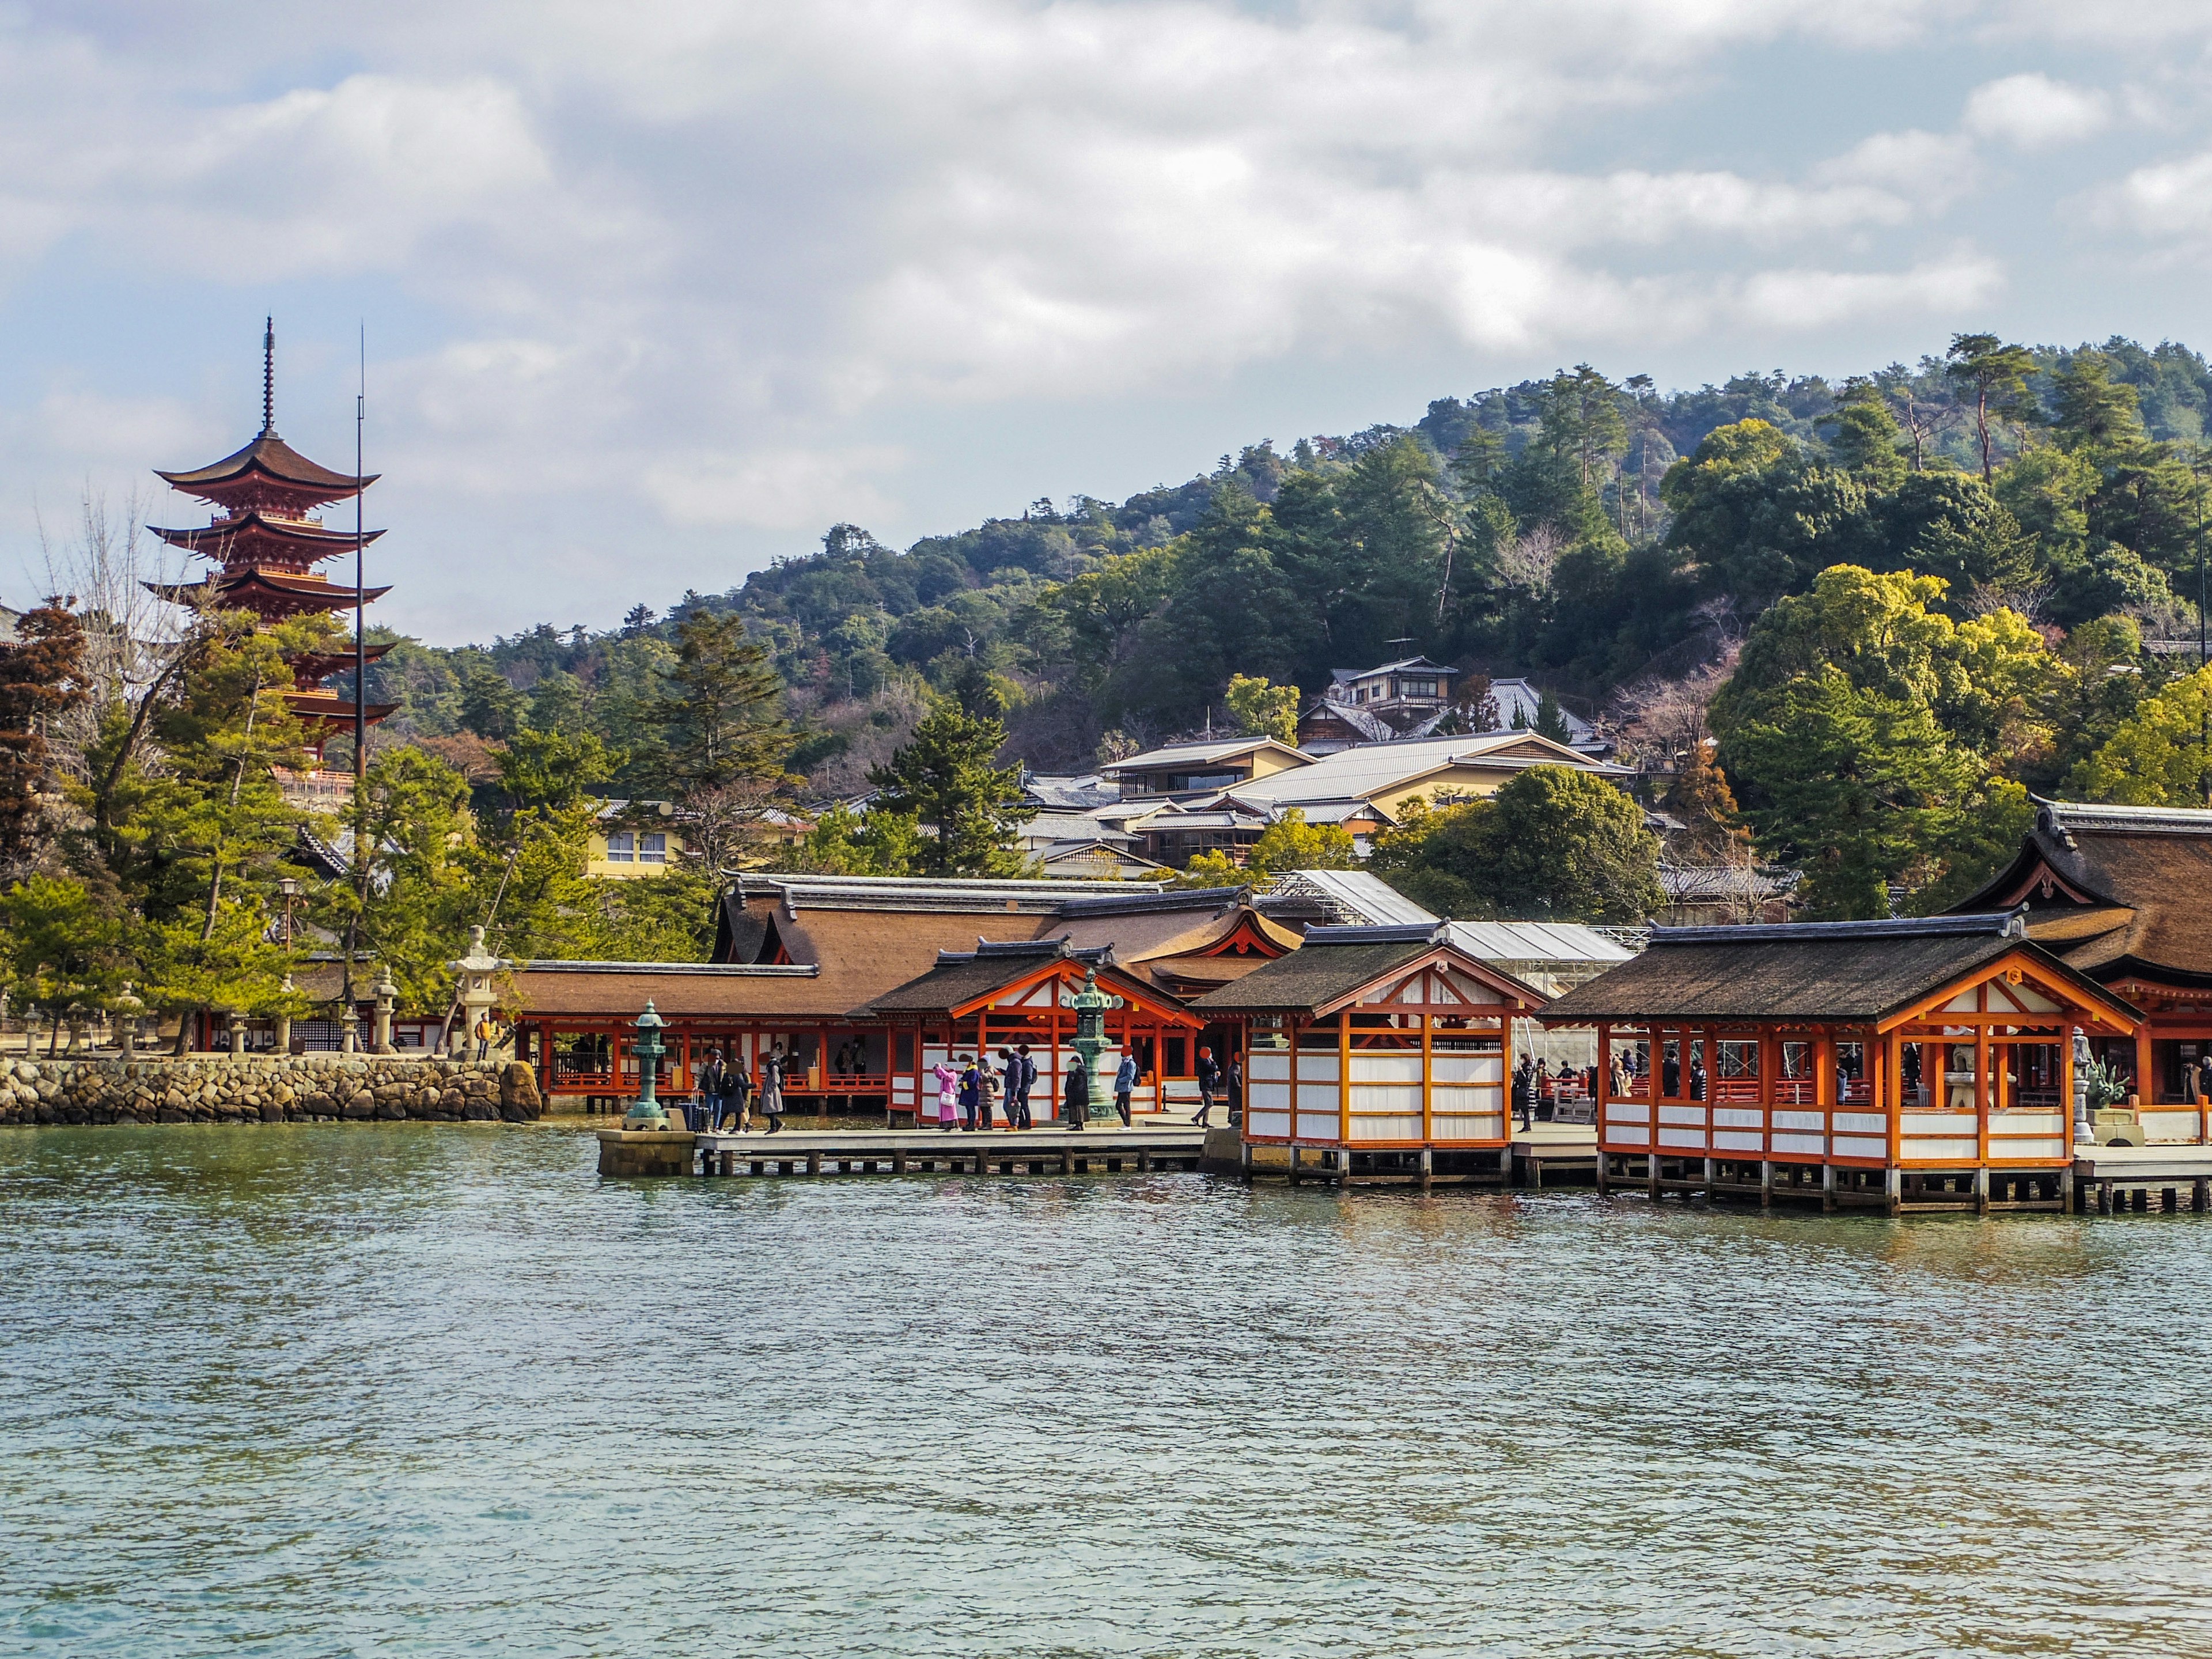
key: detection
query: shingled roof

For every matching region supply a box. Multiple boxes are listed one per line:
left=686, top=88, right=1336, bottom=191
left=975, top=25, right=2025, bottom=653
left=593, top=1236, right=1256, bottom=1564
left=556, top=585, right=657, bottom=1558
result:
left=1190, top=923, right=1543, bottom=1016
left=1948, top=798, right=2212, bottom=989
left=1539, top=914, right=2135, bottom=1027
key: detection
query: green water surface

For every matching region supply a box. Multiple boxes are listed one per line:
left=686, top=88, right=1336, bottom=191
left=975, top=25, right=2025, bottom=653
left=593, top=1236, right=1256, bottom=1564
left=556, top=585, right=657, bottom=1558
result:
left=2, top=1122, right=2209, bottom=1656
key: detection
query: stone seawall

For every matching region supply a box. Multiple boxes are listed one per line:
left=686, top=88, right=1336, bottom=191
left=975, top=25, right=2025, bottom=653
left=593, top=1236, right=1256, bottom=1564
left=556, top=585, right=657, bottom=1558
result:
left=0, top=1055, right=543, bottom=1127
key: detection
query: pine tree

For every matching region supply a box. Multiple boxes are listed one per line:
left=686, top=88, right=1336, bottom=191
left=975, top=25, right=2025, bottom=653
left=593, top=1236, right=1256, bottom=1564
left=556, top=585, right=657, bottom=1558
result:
left=869, top=704, right=1037, bottom=876
left=652, top=609, right=791, bottom=794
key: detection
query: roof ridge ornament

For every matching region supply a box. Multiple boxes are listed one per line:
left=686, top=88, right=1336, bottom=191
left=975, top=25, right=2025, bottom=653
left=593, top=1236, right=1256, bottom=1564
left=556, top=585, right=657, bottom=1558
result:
left=262, top=316, right=276, bottom=437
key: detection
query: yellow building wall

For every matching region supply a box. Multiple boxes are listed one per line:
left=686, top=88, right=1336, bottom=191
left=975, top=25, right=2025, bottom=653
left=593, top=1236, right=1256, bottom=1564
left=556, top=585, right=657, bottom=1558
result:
left=1245, top=746, right=1310, bottom=782
left=587, top=827, right=686, bottom=878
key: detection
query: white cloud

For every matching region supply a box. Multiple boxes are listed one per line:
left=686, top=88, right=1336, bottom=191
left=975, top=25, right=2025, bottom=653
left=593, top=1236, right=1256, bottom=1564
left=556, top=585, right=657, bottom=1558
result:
left=2101, top=149, right=2212, bottom=237
left=1814, top=128, right=1980, bottom=207
left=1963, top=73, right=2112, bottom=149
left=0, top=0, right=2191, bottom=636
left=646, top=446, right=907, bottom=531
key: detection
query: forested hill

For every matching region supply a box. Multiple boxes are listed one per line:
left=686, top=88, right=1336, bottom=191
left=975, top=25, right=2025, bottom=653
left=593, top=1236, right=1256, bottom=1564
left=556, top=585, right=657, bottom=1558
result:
left=375, top=335, right=2212, bottom=794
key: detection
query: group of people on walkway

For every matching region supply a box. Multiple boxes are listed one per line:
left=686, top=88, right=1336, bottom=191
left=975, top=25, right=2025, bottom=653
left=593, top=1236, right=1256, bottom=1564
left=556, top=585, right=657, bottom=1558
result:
left=685, top=1047, right=786, bottom=1134
left=674, top=1041, right=1244, bottom=1134
left=918, top=1044, right=1239, bottom=1131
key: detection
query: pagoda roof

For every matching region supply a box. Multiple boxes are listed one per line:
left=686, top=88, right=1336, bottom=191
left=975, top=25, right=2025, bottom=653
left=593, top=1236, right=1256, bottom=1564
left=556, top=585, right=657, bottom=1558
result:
left=286, top=691, right=400, bottom=729
left=149, top=510, right=384, bottom=560
left=288, top=642, right=396, bottom=680
left=157, top=433, right=374, bottom=502
left=146, top=569, right=392, bottom=616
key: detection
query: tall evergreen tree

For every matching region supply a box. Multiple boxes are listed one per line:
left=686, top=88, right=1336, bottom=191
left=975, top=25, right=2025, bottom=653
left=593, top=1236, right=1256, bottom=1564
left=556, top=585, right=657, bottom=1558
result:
left=869, top=704, right=1037, bottom=876
left=652, top=609, right=791, bottom=794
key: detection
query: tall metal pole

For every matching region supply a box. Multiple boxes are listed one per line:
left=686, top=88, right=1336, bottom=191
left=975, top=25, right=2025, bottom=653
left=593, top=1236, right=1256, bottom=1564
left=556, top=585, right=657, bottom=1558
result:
left=355, top=324, right=367, bottom=784
left=2197, top=446, right=2207, bottom=804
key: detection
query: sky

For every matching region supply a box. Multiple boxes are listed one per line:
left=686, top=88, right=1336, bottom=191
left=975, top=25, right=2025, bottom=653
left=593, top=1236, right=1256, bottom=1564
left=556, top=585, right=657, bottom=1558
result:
left=3, top=1, right=2212, bottom=645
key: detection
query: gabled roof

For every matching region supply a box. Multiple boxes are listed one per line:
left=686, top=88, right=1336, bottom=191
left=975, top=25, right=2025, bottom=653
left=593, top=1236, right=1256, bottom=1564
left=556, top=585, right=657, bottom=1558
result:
left=864, top=938, right=1193, bottom=1021
left=1948, top=797, right=2212, bottom=988
left=1331, top=656, right=1459, bottom=682
left=1221, top=731, right=1627, bottom=806
left=1190, top=922, right=1543, bottom=1016
left=1266, top=869, right=1437, bottom=927
left=1100, top=736, right=1313, bottom=776
left=1539, top=914, right=2138, bottom=1029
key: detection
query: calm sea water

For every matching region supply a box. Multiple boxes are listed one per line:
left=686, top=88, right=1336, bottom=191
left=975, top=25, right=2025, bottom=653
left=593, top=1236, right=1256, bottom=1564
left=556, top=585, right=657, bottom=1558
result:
left=4, top=1123, right=2211, bottom=1657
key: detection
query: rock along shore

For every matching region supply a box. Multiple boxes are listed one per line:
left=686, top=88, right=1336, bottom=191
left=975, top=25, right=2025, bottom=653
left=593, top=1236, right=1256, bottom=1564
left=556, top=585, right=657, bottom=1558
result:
left=0, top=1055, right=543, bottom=1127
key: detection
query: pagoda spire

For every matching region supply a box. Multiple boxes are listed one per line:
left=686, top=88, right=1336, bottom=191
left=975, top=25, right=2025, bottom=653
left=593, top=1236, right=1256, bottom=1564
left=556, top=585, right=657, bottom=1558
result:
left=261, top=316, right=276, bottom=437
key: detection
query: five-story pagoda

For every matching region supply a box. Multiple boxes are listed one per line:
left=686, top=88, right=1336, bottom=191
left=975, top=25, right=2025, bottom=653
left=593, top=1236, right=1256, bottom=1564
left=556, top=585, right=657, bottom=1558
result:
left=147, top=322, right=396, bottom=768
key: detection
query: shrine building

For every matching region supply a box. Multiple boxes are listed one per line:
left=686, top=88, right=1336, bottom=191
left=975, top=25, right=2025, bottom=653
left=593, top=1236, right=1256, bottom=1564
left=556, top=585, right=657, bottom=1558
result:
left=1948, top=798, right=2212, bottom=1138
left=1539, top=914, right=2141, bottom=1215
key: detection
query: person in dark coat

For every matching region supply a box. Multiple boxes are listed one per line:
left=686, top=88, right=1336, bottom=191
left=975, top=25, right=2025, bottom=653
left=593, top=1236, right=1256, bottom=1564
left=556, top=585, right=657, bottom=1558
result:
left=1192, top=1047, right=1222, bottom=1126
left=1063, top=1055, right=1089, bottom=1128
left=958, top=1056, right=981, bottom=1131
left=1014, top=1044, right=1036, bottom=1130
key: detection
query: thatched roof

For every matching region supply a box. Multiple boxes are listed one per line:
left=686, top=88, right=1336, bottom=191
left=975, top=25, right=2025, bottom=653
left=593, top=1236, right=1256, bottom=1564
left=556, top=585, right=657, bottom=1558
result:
left=1949, top=798, right=2212, bottom=989
left=1189, top=923, right=1542, bottom=1016
left=1540, top=914, right=2136, bottom=1027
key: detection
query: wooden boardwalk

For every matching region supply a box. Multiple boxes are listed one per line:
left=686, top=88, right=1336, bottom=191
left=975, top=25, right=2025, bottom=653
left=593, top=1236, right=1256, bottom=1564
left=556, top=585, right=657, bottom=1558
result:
left=692, top=1123, right=1210, bottom=1177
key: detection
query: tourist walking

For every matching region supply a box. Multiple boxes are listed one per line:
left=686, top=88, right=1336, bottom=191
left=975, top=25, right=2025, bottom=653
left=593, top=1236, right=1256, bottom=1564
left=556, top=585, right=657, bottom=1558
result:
left=1063, top=1055, right=1089, bottom=1128
left=979, top=1057, right=999, bottom=1131
left=933, top=1058, right=960, bottom=1130
left=700, top=1048, right=728, bottom=1131
left=729, top=1053, right=754, bottom=1132
left=958, top=1056, right=981, bottom=1131
left=997, top=1048, right=1020, bottom=1131
left=474, top=1014, right=495, bottom=1062
left=1191, top=1046, right=1221, bottom=1126
left=1113, top=1051, right=1137, bottom=1126
left=760, top=1047, right=786, bottom=1134
left=1014, top=1044, right=1036, bottom=1130
left=1226, top=1052, right=1243, bottom=1127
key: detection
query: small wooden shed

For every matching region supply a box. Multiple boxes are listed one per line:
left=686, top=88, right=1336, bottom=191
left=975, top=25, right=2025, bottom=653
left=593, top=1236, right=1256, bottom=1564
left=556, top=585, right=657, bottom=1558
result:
left=1191, top=923, right=1547, bottom=1184
left=1537, top=914, right=2142, bottom=1214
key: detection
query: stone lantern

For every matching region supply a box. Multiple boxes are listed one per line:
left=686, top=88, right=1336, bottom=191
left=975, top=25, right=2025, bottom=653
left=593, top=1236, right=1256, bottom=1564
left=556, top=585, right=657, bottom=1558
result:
left=448, top=926, right=509, bottom=1060
left=372, top=967, right=397, bottom=1055
left=114, top=982, right=144, bottom=1055
left=622, top=1002, right=672, bottom=1129
left=339, top=1002, right=359, bottom=1055
left=1060, top=965, right=1124, bottom=1128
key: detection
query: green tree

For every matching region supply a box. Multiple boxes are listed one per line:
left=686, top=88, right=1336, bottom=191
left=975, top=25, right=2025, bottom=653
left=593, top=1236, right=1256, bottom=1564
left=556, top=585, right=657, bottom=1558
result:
left=1944, top=333, right=2038, bottom=480
left=1660, top=420, right=1866, bottom=607
left=320, top=746, right=477, bottom=1012
left=496, top=728, right=619, bottom=814
left=525, top=670, right=589, bottom=735
left=1533, top=689, right=1571, bottom=742
left=1372, top=767, right=1661, bottom=923
left=1225, top=673, right=1300, bottom=743
left=1722, top=668, right=2031, bottom=917
left=789, top=804, right=926, bottom=875
left=459, top=661, right=526, bottom=741
left=1245, top=808, right=1357, bottom=877
left=126, top=619, right=310, bottom=1030
left=2068, top=666, right=2212, bottom=806
left=650, top=609, right=791, bottom=794
left=2049, top=351, right=2146, bottom=452
left=869, top=704, right=1037, bottom=876
left=0, top=873, right=126, bottom=1021
left=1821, top=380, right=1908, bottom=488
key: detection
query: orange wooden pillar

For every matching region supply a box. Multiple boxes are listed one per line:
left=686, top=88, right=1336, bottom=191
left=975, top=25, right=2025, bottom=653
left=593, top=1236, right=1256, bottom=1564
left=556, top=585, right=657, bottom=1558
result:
left=2135, top=1024, right=2156, bottom=1107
